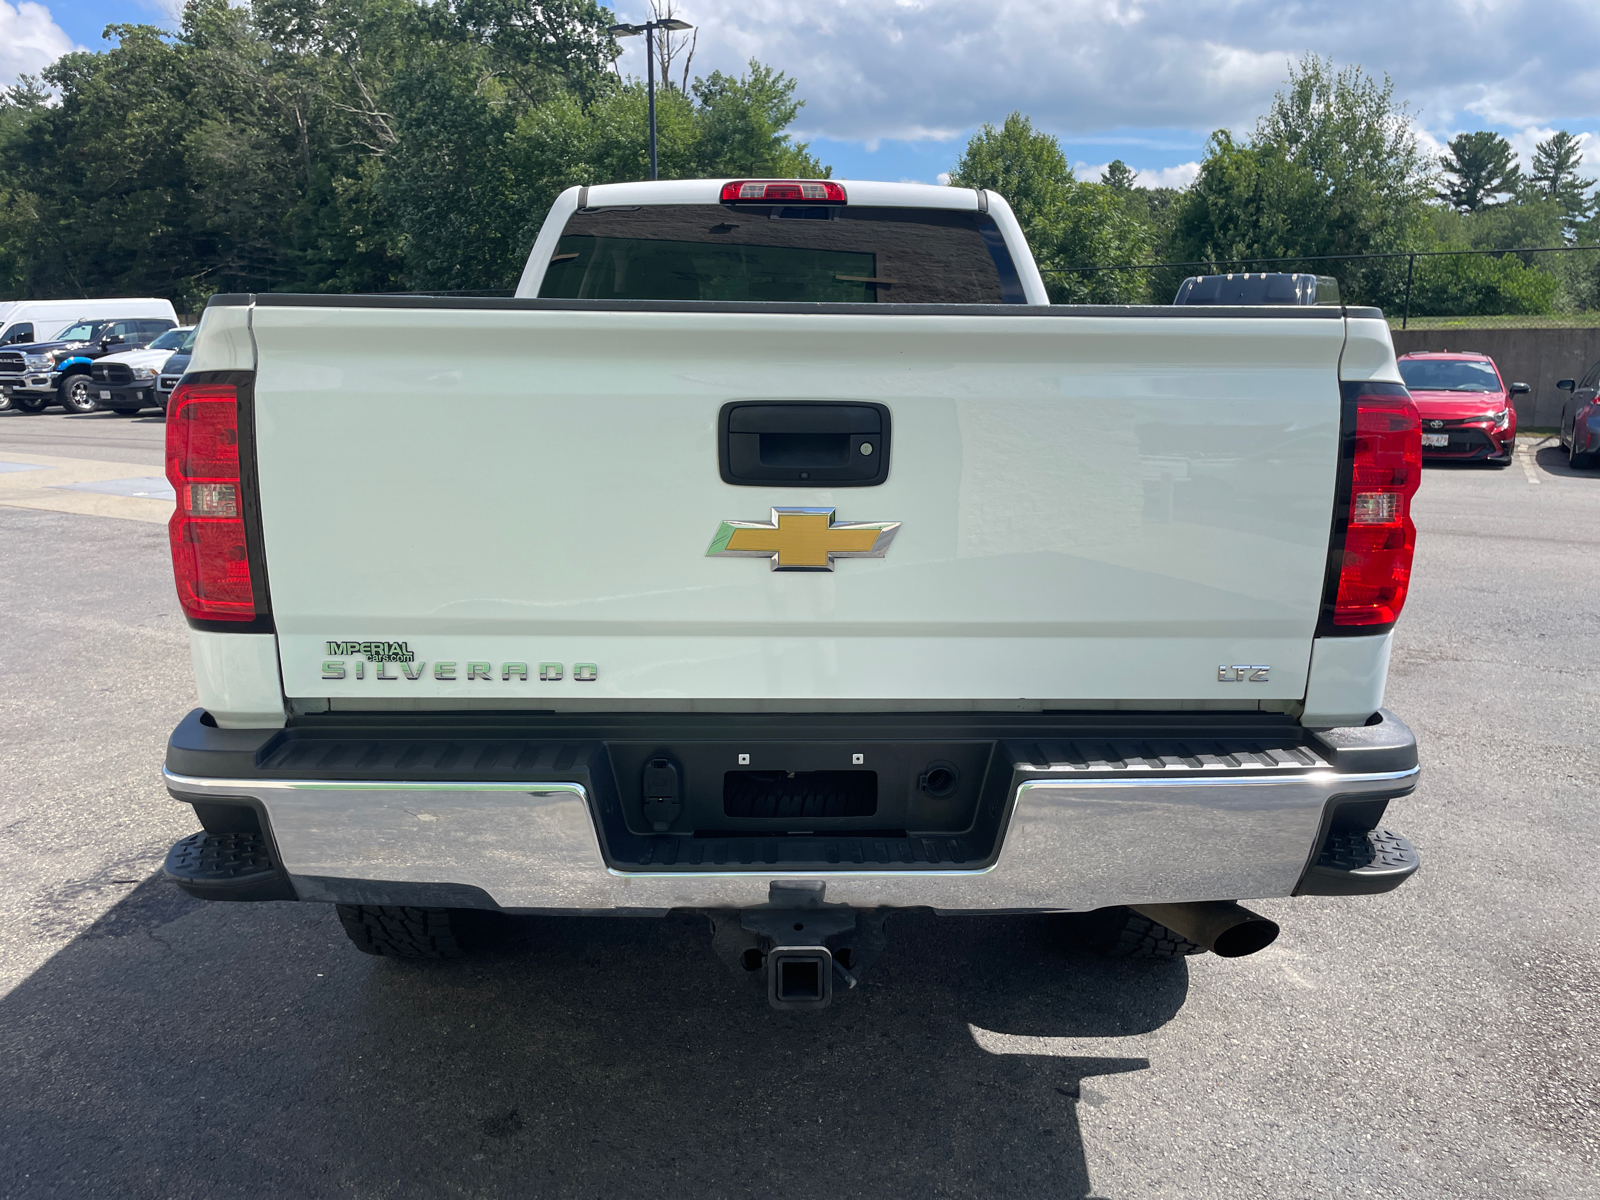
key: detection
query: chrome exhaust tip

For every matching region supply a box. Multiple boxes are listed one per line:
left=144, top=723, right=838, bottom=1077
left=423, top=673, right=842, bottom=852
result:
left=1131, top=901, right=1280, bottom=958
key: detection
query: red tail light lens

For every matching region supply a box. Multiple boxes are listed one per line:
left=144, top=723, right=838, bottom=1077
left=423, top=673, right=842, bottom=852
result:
left=720, top=180, right=847, bottom=204
left=166, top=382, right=256, bottom=621
left=1332, top=389, right=1422, bottom=626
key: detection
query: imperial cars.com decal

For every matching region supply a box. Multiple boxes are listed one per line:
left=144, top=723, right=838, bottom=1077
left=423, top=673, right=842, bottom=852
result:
left=320, top=645, right=598, bottom=682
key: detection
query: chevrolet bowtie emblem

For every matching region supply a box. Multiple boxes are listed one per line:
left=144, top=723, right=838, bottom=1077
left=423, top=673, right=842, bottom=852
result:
left=706, top=508, right=900, bottom=571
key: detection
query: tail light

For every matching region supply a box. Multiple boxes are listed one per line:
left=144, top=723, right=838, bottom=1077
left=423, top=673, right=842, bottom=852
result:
left=166, top=381, right=257, bottom=621
left=1327, top=384, right=1422, bottom=628
left=720, top=180, right=847, bottom=204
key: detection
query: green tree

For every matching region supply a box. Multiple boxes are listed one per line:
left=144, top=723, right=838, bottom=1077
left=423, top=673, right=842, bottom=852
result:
left=510, top=60, right=826, bottom=229
left=1439, top=131, right=1521, bottom=212
left=949, top=113, right=1075, bottom=244
left=948, top=113, right=1151, bottom=302
left=1101, top=159, right=1136, bottom=191
left=0, top=0, right=829, bottom=301
left=690, top=63, right=824, bottom=179
left=1424, top=193, right=1575, bottom=315
left=0, top=77, right=46, bottom=297
left=1169, top=55, right=1432, bottom=306
left=1527, top=130, right=1595, bottom=227
left=1408, top=252, right=1557, bottom=316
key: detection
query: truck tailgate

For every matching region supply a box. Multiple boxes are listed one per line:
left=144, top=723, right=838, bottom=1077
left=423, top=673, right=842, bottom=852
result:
left=248, top=302, right=1346, bottom=707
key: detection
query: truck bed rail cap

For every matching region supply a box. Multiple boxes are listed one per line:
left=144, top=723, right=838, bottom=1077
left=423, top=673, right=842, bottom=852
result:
left=205, top=293, right=1368, bottom=319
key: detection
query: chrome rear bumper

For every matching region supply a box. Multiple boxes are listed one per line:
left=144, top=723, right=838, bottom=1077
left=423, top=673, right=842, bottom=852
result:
left=163, top=757, right=1419, bottom=915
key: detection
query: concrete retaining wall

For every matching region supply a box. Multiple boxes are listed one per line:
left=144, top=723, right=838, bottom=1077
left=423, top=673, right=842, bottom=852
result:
left=1390, top=326, right=1600, bottom=428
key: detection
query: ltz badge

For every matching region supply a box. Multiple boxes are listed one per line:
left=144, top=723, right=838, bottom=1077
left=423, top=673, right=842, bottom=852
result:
left=705, top=508, right=900, bottom=571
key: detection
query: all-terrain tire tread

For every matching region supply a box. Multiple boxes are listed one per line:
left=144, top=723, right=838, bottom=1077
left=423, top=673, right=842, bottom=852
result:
left=335, top=904, right=466, bottom=958
left=1107, top=911, right=1206, bottom=958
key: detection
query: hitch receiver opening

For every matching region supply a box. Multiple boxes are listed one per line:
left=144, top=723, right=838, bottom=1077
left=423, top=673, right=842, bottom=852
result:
left=768, top=946, right=833, bottom=1010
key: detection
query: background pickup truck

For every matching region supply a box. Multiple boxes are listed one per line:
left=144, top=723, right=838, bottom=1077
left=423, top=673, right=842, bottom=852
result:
left=161, top=178, right=1423, bottom=1009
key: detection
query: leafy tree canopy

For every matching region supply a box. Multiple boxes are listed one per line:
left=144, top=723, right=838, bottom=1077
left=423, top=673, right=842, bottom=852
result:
left=0, top=0, right=826, bottom=304
left=1527, top=130, right=1596, bottom=228
left=1101, top=160, right=1137, bottom=191
left=1168, top=55, right=1432, bottom=307
left=949, top=112, right=1151, bottom=302
left=1439, top=131, right=1522, bottom=212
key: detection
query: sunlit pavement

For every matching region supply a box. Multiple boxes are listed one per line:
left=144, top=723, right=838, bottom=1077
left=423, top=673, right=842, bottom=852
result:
left=1, top=411, right=1596, bottom=1198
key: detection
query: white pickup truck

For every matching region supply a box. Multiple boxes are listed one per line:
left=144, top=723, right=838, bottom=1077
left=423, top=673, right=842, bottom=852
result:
left=161, top=178, right=1422, bottom=1008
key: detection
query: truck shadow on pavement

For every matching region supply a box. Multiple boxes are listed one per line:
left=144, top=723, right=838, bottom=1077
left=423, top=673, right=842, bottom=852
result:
left=0, top=876, right=1188, bottom=1200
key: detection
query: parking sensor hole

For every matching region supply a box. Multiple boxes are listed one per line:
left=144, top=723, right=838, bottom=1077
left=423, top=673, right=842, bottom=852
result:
left=921, top=762, right=960, bottom=799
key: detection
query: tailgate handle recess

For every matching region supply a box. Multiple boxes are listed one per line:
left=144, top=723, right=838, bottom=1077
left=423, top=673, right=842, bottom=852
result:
left=719, top=401, right=891, bottom=487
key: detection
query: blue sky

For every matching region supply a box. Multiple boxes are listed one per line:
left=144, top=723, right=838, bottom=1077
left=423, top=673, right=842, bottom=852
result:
left=20, top=0, right=170, bottom=49
left=9, top=0, right=1600, bottom=191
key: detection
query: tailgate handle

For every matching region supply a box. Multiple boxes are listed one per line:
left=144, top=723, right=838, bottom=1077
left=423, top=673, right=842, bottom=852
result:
left=718, top=401, right=891, bottom=487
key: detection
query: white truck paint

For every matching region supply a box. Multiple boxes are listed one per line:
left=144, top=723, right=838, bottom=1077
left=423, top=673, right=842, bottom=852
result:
left=249, top=304, right=1344, bottom=709
left=161, top=180, right=1424, bottom=980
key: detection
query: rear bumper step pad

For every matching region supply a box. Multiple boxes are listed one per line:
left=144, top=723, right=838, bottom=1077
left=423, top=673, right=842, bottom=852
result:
left=1297, top=827, right=1420, bottom=896
left=164, top=830, right=296, bottom=902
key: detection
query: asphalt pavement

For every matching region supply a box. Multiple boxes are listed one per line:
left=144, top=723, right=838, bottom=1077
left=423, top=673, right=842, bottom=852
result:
left=1, top=410, right=1596, bottom=1199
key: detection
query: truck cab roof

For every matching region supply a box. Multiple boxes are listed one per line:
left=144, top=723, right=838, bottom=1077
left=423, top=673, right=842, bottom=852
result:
left=577, top=178, right=988, bottom=211
left=517, top=177, right=1050, bottom=304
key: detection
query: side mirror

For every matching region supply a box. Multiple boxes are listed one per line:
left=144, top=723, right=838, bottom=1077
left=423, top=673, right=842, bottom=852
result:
left=1510, top=382, right=1530, bottom=394
left=1557, top=379, right=1576, bottom=391
left=100, top=334, right=125, bottom=347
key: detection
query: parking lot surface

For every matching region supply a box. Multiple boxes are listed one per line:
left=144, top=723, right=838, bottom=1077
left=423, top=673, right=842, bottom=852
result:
left=1, top=411, right=1596, bottom=1199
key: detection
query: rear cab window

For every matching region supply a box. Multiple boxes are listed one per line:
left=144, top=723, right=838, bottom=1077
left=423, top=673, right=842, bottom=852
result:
left=541, top=204, right=1026, bottom=304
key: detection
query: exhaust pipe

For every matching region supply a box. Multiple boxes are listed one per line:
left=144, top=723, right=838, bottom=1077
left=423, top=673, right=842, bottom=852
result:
left=1132, top=901, right=1279, bottom=958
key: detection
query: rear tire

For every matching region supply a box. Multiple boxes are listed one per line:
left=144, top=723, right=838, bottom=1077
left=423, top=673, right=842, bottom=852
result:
left=109, top=407, right=142, bottom=416
left=59, top=374, right=99, bottom=414
left=1570, top=437, right=1593, bottom=470
left=1063, top=906, right=1205, bottom=959
left=336, top=904, right=470, bottom=959
left=13, top=395, right=47, bottom=413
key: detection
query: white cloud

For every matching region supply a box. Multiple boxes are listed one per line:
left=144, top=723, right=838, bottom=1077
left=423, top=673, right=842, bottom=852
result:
left=0, top=1, right=75, bottom=88
left=1078, top=160, right=1200, bottom=188
left=1137, top=162, right=1201, bottom=189
left=611, top=0, right=1600, bottom=158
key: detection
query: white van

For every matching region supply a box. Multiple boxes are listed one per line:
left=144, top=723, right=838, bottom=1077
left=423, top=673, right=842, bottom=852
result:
left=0, top=298, right=179, bottom=347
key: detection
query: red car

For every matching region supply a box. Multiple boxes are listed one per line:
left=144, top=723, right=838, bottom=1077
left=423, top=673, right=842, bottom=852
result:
left=1395, top=351, right=1527, bottom=467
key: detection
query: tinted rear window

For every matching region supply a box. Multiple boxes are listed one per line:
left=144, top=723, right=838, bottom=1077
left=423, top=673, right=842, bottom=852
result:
left=541, top=204, right=1024, bottom=303
left=1397, top=358, right=1502, bottom=392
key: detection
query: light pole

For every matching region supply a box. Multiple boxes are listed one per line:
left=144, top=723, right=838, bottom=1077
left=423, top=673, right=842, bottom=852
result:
left=608, top=17, right=694, bottom=181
